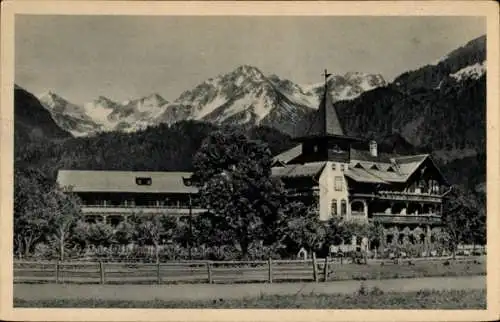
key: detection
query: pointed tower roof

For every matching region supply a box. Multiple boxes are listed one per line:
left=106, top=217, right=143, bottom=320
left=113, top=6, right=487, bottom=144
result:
left=295, top=69, right=361, bottom=142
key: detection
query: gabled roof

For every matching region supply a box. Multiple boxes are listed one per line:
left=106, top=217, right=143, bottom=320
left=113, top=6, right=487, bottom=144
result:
left=272, top=144, right=302, bottom=164
left=57, top=170, right=198, bottom=194
left=393, top=154, right=429, bottom=176
left=346, top=154, right=436, bottom=184
left=345, top=167, right=389, bottom=184
left=271, top=162, right=326, bottom=179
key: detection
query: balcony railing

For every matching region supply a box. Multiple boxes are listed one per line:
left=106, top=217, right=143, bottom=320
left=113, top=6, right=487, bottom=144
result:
left=82, top=205, right=207, bottom=215
left=371, top=213, right=442, bottom=225
left=351, top=191, right=442, bottom=203
left=82, top=204, right=199, bottom=209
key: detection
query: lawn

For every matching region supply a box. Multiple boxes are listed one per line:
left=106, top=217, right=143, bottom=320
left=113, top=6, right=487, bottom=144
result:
left=326, top=258, right=485, bottom=281
left=14, top=288, right=486, bottom=309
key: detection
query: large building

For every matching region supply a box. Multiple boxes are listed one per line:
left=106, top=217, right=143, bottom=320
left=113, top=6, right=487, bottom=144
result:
left=57, top=170, right=206, bottom=225
left=57, top=72, right=450, bottom=246
left=271, top=73, right=451, bottom=245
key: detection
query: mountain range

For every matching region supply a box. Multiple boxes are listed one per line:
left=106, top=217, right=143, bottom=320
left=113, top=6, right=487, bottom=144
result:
left=36, top=66, right=386, bottom=136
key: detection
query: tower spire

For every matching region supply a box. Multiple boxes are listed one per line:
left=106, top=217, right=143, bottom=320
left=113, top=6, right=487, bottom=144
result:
left=322, top=69, right=332, bottom=88
left=299, top=69, right=344, bottom=137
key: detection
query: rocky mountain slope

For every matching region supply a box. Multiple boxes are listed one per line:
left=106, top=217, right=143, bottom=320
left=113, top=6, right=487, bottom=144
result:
left=36, top=65, right=386, bottom=136
left=14, top=85, right=72, bottom=143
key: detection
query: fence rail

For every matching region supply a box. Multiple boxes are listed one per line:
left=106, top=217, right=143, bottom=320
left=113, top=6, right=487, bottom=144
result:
left=13, top=255, right=484, bottom=285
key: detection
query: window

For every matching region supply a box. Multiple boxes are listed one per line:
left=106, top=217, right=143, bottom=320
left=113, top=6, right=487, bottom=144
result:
left=334, top=176, right=343, bottom=191
left=331, top=199, right=337, bottom=216
left=370, top=164, right=379, bottom=170
left=387, top=166, right=395, bottom=172
left=331, top=163, right=336, bottom=171
left=313, top=145, right=318, bottom=153
left=341, top=200, right=347, bottom=216
left=136, top=177, right=152, bottom=185
left=354, top=163, right=363, bottom=169
left=340, top=164, right=345, bottom=172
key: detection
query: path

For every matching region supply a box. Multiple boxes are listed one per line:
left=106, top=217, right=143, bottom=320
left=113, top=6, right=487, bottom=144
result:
left=14, top=275, right=485, bottom=302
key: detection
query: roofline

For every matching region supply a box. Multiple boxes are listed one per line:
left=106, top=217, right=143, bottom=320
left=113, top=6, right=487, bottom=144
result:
left=394, top=154, right=431, bottom=160
left=293, top=134, right=364, bottom=142
left=426, top=155, right=450, bottom=186
left=57, top=169, right=194, bottom=175
left=398, top=154, right=450, bottom=186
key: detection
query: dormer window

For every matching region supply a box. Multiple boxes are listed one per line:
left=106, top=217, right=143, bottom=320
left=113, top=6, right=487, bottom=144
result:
left=370, top=164, right=380, bottom=171
left=354, top=163, right=363, bottom=169
left=387, top=166, right=395, bottom=172
left=136, top=177, right=152, bottom=185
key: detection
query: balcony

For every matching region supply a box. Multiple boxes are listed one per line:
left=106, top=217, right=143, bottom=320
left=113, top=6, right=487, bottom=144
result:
left=371, top=213, right=442, bottom=225
left=378, top=191, right=442, bottom=203
left=82, top=205, right=207, bottom=216
left=351, top=191, right=442, bottom=203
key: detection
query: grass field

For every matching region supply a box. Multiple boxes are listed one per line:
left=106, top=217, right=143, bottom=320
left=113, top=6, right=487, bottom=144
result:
left=14, top=289, right=486, bottom=309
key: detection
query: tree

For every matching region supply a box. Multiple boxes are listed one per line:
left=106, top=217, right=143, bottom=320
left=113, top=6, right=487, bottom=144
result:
left=279, top=201, right=326, bottom=256
left=45, top=186, right=82, bottom=261
left=442, top=187, right=485, bottom=258
left=114, top=220, right=136, bottom=245
left=192, top=129, right=284, bottom=258
left=132, top=214, right=177, bottom=262
left=71, top=220, right=89, bottom=248
left=14, top=168, right=59, bottom=258
left=86, top=221, right=115, bottom=248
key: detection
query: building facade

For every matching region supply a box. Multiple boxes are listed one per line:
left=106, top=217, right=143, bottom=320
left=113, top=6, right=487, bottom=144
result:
left=271, top=73, right=451, bottom=247
left=57, top=170, right=206, bottom=225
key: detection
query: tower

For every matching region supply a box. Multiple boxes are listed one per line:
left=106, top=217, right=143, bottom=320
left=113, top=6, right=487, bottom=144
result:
left=292, top=69, right=362, bottom=164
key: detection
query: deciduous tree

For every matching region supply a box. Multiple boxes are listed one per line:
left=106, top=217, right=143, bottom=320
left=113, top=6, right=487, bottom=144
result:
left=46, top=186, right=82, bottom=261
left=192, top=129, right=284, bottom=258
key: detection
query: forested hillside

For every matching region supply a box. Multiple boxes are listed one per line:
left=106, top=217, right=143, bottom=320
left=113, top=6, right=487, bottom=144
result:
left=15, top=120, right=295, bottom=183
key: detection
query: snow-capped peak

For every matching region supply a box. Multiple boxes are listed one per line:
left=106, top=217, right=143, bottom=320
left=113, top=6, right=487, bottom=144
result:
left=38, top=91, right=69, bottom=106
left=92, top=96, right=117, bottom=107
left=36, top=66, right=386, bottom=137
left=450, top=61, right=486, bottom=81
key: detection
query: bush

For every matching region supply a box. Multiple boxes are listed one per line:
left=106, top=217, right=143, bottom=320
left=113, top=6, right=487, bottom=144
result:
left=357, top=282, right=368, bottom=296
left=370, top=286, right=384, bottom=296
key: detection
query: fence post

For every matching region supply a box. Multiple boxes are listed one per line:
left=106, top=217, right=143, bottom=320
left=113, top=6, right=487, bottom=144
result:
left=323, top=257, right=329, bottom=282
left=312, top=253, right=318, bottom=282
left=206, top=261, right=212, bottom=284
left=268, top=257, right=273, bottom=284
left=156, top=261, right=161, bottom=285
left=55, top=261, right=60, bottom=284
left=99, top=261, right=105, bottom=284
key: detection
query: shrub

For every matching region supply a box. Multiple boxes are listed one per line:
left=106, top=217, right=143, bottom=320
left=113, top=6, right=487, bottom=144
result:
left=370, top=286, right=384, bottom=296
left=357, top=282, right=368, bottom=296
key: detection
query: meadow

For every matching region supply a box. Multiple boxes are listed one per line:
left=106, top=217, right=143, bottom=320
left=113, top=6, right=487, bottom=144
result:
left=14, top=288, right=486, bottom=309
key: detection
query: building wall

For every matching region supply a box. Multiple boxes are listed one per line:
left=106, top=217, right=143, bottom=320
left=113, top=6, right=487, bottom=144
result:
left=318, top=161, right=350, bottom=221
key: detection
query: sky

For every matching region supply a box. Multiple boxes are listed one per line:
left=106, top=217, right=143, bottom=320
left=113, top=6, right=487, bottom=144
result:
left=15, top=15, right=485, bottom=105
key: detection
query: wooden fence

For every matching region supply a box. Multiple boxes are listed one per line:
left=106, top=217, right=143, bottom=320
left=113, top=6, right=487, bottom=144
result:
left=14, top=254, right=335, bottom=284
left=13, top=255, right=484, bottom=285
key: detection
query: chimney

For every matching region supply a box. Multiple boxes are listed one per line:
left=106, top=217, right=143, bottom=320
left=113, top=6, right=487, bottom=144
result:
left=369, top=140, right=378, bottom=157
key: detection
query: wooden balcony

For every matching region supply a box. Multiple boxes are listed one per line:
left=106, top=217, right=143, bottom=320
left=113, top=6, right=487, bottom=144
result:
left=351, top=191, right=442, bottom=203
left=371, top=213, right=442, bottom=225
left=82, top=206, right=207, bottom=216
